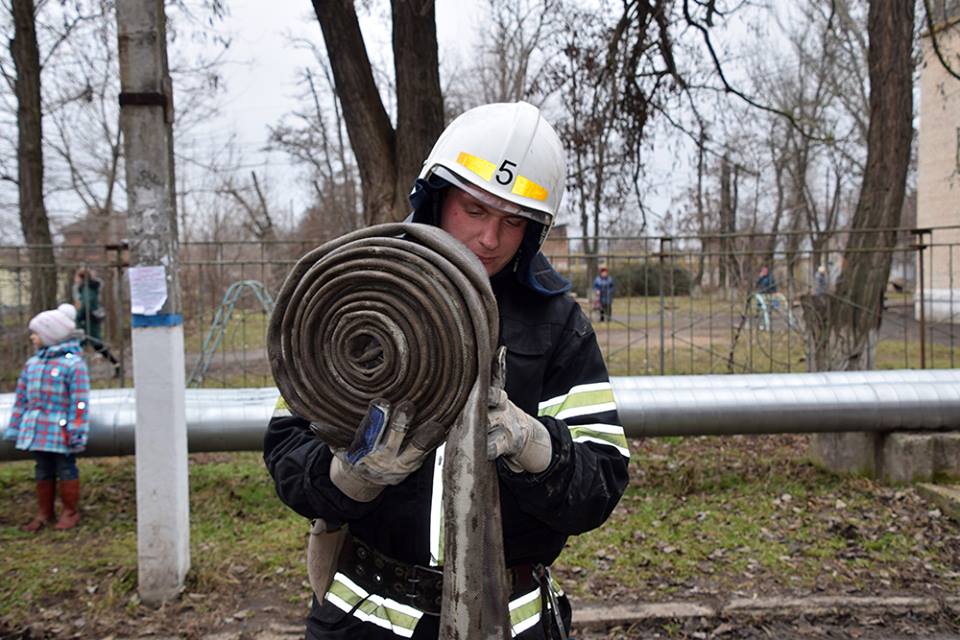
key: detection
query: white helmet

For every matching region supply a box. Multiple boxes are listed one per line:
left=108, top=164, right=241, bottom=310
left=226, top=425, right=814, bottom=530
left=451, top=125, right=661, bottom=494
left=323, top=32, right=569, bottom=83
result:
left=418, top=101, right=566, bottom=234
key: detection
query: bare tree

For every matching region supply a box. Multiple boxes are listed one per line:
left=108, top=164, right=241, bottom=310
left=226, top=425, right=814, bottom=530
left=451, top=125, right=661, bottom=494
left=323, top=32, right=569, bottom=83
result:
left=9, top=0, right=55, bottom=313
left=548, top=8, right=620, bottom=260
left=0, top=0, right=227, bottom=256
left=309, top=0, right=444, bottom=224
left=269, top=56, right=361, bottom=239
left=803, top=0, right=916, bottom=371
left=219, top=171, right=276, bottom=242
left=477, top=0, right=558, bottom=104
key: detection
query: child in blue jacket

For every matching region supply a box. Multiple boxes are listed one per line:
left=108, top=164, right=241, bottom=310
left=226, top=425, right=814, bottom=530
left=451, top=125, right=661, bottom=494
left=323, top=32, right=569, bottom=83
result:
left=4, top=303, right=90, bottom=531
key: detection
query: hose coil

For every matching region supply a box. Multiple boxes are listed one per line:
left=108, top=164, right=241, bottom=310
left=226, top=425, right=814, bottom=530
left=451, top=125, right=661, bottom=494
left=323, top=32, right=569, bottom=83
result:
left=267, top=223, right=499, bottom=449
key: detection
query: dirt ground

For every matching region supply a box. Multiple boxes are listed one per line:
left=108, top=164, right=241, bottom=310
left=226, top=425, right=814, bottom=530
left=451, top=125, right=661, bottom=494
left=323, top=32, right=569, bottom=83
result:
left=7, top=583, right=960, bottom=639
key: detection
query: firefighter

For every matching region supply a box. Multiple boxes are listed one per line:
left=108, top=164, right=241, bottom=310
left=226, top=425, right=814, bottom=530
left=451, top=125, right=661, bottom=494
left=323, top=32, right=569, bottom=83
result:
left=264, top=101, right=630, bottom=639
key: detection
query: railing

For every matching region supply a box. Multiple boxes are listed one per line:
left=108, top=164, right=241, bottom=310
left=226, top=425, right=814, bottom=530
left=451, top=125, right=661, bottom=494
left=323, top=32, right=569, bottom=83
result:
left=0, top=226, right=957, bottom=392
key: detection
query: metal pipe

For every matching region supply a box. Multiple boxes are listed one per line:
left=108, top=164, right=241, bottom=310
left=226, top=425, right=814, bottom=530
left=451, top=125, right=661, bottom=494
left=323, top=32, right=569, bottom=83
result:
left=610, top=369, right=960, bottom=390
left=0, top=388, right=279, bottom=461
left=2, top=369, right=959, bottom=461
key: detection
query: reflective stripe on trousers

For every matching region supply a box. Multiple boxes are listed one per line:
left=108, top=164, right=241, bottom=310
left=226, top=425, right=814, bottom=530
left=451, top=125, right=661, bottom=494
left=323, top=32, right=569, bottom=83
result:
left=324, top=571, right=563, bottom=638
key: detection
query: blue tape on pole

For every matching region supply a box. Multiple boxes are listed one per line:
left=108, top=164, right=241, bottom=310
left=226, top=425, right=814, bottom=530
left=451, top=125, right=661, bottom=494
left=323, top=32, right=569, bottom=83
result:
left=132, top=313, right=183, bottom=328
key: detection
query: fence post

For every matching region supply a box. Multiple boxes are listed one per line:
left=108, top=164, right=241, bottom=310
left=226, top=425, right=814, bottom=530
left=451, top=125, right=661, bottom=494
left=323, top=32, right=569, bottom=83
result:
left=913, top=229, right=929, bottom=369
left=116, top=0, right=190, bottom=605
left=658, top=237, right=671, bottom=375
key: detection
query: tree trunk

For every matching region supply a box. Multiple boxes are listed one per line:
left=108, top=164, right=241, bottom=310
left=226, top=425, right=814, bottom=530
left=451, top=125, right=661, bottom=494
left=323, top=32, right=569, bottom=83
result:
left=693, top=132, right=706, bottom=288
left=11, top=0, right=57, bottom=314
left=311, top=0, right=397, bottom=225
left=806, top=0, right=914, bottom=371
left=311, top=0, right=445, bottom=225
left=391, top=0, right=445, bottom=215
left=718, top=154, right=736, bottom=289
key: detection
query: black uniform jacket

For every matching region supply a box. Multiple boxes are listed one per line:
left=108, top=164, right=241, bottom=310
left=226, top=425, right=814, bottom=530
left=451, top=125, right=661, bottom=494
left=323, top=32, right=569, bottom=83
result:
left=263, top=253, right=630, bottom=637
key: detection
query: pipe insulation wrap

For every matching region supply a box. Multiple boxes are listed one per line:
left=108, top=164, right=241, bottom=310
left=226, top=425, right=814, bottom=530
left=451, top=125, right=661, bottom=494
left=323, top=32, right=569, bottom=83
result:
left=266, top=222, right=498, bottom=449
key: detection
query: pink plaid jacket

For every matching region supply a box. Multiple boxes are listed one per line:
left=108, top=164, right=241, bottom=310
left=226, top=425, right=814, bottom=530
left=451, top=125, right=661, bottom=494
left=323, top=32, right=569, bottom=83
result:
left=3, top=338, right=90, bottom=454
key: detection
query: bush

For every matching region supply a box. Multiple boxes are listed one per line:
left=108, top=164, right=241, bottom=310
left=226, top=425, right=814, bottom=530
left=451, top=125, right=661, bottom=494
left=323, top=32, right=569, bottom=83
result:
left=568, top=261, right=693, bottom=297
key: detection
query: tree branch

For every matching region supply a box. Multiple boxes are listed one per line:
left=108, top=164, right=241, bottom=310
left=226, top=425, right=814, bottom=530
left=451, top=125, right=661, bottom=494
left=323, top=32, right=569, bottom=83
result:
left=922, top=0, right=960, bottom=81
left=681, top=0, right=835, bottom=143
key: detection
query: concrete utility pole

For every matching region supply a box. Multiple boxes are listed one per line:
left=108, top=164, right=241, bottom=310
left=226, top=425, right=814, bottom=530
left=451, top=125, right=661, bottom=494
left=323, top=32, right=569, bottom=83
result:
left=116, top=0, right=190, bottom=605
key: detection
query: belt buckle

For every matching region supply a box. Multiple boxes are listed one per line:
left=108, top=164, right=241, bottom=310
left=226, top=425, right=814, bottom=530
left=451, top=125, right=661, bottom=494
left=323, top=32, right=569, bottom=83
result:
left=405, top=563, right=443, bottom=613
left=403, top=564, right=421, bottom=600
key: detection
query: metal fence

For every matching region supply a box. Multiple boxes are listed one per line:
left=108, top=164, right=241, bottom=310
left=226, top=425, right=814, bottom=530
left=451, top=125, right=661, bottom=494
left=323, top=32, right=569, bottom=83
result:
left=1, top=226, right=957, bottom=393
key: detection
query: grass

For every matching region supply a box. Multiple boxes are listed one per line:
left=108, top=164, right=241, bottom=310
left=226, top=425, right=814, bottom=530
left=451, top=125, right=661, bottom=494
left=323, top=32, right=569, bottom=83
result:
left=0, top=452, right=303, bottom=626
left=3, top=438, right=958, bottom=631
left=183, top=308, right=271, bottom=355
left=554, top=436, right=960, bottom=600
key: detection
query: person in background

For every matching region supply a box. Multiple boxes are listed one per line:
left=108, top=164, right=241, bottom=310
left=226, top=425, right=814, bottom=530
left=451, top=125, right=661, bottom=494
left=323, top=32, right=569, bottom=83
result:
left=72, top=267, right=120, bottom=377
left=814, top=264, right=829, bottom=296
left=755, top=265, right=778, bottom=295
left=4, top=303, right=90, bottom=531
left=592, top=265, right=615, bottom=322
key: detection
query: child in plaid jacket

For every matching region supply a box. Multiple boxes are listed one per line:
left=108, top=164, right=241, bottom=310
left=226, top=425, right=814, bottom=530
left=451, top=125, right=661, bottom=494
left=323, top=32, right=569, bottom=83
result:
left=4, top=303, right=90, bottom=531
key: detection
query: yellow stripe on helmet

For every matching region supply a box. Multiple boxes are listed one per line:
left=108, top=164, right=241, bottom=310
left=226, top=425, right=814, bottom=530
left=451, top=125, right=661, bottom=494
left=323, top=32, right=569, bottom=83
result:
left=511, top=175, right=548, bottom=201
left=456, top=152, right=496, bottom=181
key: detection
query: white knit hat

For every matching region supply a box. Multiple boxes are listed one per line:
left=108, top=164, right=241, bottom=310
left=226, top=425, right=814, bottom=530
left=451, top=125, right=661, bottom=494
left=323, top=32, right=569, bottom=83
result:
left=29, top=304, right=78, bottom=346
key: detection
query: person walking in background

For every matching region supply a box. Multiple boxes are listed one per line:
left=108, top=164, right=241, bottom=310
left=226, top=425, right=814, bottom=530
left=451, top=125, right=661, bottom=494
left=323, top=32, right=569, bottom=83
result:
left=755, top=265, right=777, bottom=295
left=593, top=265, right=615, bottom=322
left=72, top=268, right=120, bottom=377
left=814, top=264, right=829, bottom=296
left=4, top=304, right=90, bottom=531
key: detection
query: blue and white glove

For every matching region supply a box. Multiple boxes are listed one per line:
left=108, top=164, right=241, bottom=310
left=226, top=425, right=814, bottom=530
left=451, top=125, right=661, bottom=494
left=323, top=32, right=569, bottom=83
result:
left=327, top=400, right=441, bottom=502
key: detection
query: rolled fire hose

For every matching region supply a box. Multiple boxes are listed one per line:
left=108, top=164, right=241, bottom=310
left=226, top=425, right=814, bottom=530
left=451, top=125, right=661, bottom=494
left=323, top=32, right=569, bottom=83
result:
left=267, top=223, right=511, bottom=637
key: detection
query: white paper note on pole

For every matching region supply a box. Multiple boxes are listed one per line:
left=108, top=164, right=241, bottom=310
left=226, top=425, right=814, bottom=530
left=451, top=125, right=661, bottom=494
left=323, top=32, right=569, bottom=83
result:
left=129, top=266, right=168, bottom=315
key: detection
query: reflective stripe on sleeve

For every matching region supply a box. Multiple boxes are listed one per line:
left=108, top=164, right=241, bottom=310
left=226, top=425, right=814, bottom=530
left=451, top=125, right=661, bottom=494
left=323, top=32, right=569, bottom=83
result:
left=538, top=382, right=615, bottom=420
left=325, top=572, right=424, bottom=638
left=569, top=424, right=630, bottom=458
left=538, top=383, right=629, bottom=458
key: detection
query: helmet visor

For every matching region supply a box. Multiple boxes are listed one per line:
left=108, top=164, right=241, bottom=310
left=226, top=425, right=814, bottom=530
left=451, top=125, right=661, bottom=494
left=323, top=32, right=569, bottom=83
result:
left=431, top=166, right=552, bottom=228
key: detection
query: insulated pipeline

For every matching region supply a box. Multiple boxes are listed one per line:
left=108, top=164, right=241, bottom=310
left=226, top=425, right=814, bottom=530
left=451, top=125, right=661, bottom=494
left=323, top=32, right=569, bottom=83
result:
left=267, top=222, right=499, bottom=448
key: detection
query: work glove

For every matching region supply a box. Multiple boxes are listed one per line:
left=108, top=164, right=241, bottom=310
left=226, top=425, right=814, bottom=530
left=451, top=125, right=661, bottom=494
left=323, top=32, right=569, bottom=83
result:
left=485, top=347, right=552, bottom=474
left=324, top=399, right=442, bottom=502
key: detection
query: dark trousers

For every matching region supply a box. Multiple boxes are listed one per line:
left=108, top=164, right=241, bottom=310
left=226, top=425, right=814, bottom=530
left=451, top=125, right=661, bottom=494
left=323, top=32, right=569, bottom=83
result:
left=33, top=451, right=79, bottom=481
left=82, top=336, right=119, bottom=365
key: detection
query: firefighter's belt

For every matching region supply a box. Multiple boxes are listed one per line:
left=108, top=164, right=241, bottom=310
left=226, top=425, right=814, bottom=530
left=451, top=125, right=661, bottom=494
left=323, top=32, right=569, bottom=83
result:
left=339, top=534, right=538, bottom=616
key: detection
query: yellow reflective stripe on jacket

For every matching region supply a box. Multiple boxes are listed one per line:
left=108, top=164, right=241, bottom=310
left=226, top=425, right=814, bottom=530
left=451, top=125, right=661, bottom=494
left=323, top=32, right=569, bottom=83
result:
left=538, top=382, right=616, bottom=420
left=325, top=572, right=423, bottom=638
left=569, top=424, right=630, bottom=458
left=272, top=395, right=291, bottom=418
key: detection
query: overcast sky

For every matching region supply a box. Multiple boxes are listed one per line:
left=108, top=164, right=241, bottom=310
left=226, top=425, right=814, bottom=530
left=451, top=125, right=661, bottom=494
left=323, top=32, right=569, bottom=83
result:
left=184, top=0, right=482, bottom=222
